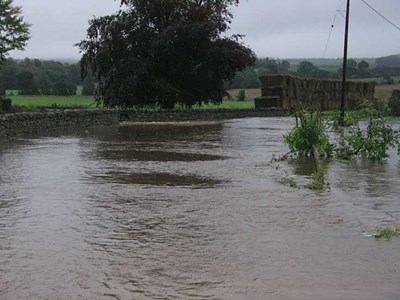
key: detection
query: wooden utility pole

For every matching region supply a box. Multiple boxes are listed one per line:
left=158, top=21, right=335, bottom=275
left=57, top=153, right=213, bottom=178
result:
left=339, top=0, right=351, bottom=126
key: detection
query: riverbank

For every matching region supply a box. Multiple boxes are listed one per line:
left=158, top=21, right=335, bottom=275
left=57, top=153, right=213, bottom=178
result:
left=0, top=108, right=289, bottom=138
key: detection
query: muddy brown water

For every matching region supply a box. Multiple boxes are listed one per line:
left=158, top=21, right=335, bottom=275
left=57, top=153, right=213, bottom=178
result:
left=0, top=117, right=399, bottom=300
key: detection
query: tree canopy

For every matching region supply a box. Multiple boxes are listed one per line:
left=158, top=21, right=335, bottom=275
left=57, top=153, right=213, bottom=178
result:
left=78, top=0, right=256, bottom=108
left=0, top=0, right=30, bottom=63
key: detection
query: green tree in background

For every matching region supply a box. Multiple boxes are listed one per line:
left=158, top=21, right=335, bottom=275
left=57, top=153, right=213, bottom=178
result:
left=0, top=58, right=17, bottom=88
left=0, top=58, right=81, bottom=95
left=297, top=61, right=318, bottom=78
left=78, top=0, right=256, bottom=108
left=346, top=59, right=358, bottom=78
left=0, top=0, right=30, bottom=63
left=17, top=70, right=38, bottom=95
left=357, top=60, right=370, bottom=78
left=229, top=67, right=260, bottom=89
left=358, top=60, right=369, bottom=72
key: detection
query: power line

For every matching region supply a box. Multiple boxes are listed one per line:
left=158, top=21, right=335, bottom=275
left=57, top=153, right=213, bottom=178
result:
left=321, top=0, right=346, bottom=58
left=322, top=12, right=338, bottom=58
left=360, top=0, right=400, bottom=32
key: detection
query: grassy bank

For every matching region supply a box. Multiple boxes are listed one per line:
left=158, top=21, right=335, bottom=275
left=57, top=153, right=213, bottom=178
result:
left=10, top=95, right=97, bottom=108
left=8, top=94, right=254, bottom=110
left=200, top=100, right=254, bottom=109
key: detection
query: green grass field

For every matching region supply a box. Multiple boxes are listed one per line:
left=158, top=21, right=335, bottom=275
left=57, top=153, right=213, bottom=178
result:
left=200, top=100, right=254, bottom=109
left=6, top=81, right=398, bottom=111
left=354, top=76, right=400, bottom=84
left=10, top=95, right=97, bottom=108
left=8, top=93, right=254, bottom=110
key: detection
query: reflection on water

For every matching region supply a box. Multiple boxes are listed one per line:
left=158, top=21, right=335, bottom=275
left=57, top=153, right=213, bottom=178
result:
left=98, top=149, right=227, bottom=162
left=0, top=118, right=400, bottom=300
left=90, top=171, right=225, bottom=187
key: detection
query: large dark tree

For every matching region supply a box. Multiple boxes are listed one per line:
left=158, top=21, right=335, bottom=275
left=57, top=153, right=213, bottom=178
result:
left=78, top=0, right=256, bottom=108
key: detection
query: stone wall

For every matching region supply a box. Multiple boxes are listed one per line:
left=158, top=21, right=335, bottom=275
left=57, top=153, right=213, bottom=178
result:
left=0, top=109, right=119, bottom=138
left=119, top=108, right=289, bottom=123
left=0, top=108, right=289, bottom=138
left=255, top=75, right=376, bottom=110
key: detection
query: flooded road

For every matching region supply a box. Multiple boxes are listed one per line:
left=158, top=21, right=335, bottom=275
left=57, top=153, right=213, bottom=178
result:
left=0, top=117, right=399, bottom=300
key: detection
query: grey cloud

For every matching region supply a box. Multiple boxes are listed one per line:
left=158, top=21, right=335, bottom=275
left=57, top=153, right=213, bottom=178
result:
left=9, top=0, right=400, bottom=60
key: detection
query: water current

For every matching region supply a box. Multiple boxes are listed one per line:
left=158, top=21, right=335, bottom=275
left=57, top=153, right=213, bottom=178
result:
left=0, top=117, right=399, bottom=300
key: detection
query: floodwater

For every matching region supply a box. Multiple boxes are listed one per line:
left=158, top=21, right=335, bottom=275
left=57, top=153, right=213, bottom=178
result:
left=0, top=117, right=399, bottom=300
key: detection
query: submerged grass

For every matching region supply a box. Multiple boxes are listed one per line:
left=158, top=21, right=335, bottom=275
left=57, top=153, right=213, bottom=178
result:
left=306, top=171, right=327, bottom=190
left=373, top=225, right=400, bottom=239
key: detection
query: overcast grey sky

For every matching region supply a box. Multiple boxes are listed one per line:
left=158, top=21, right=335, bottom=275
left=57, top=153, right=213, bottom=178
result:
left=9, top=0, right=400, bottom=60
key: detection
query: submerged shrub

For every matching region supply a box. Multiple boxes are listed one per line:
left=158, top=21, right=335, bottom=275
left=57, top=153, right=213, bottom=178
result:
left=284, top=111, right=332, bottom=157
left=282, top=102, right=400, bottom=190
left=335, top=102, right=400, bottom=161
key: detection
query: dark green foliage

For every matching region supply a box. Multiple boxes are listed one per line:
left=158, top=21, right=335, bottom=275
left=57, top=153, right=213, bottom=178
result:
left=229, top=67, right=260, bottom=89
left=236, top=89, right=245, bottom=101
left=17, top=71, right=38, bottom=95
left=0, top=0, right=30, bottom=63
left=0, top=58, right=18, bottom=88
left=0, top=97, right=11, bottom=112
left=382, top=76, right=395, bottom=85
left=78, top=0, right=256, bottom=108
left=255, top=58, right=290, bottom=74
left=228, top=58, right=291, bottom=89
left=0, top=58, right=81, bottom=95
left=0, top=79, right=11, bottom=112
left=82, top=75, right=96, bottom=96
left=358, top=60, right=370, bottom=71
left=346, top=59, right=358, bottom=78
left=0, top=81, right=5, bottom=96
left=51, top=79, right=77, bottom=96
left=297, top=61, right=318, bottom=78
left=357, top=60, right=371, bottom=78
left=292, top=58, right=400, bottom=81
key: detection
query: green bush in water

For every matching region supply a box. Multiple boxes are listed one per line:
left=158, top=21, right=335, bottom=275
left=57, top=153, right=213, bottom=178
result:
left=284, top=111, right=333, bottom=157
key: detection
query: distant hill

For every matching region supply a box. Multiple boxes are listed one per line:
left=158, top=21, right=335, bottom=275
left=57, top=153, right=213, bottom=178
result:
left=11, top=57, right=80, bottom=64
left=376, top=54, right=400, bottom=68
left=285, top=58, right=376, bottom=68
left=282, top=55, right=400, bottom=69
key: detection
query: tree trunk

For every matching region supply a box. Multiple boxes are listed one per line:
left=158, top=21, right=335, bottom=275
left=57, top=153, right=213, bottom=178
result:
left=311, top=144, right=322, bottom=174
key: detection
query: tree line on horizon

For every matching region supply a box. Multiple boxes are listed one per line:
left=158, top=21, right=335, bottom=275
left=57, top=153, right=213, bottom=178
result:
left=0, top=58, right=95, bottom=96
left=230, top=57, right=400, bottom=89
